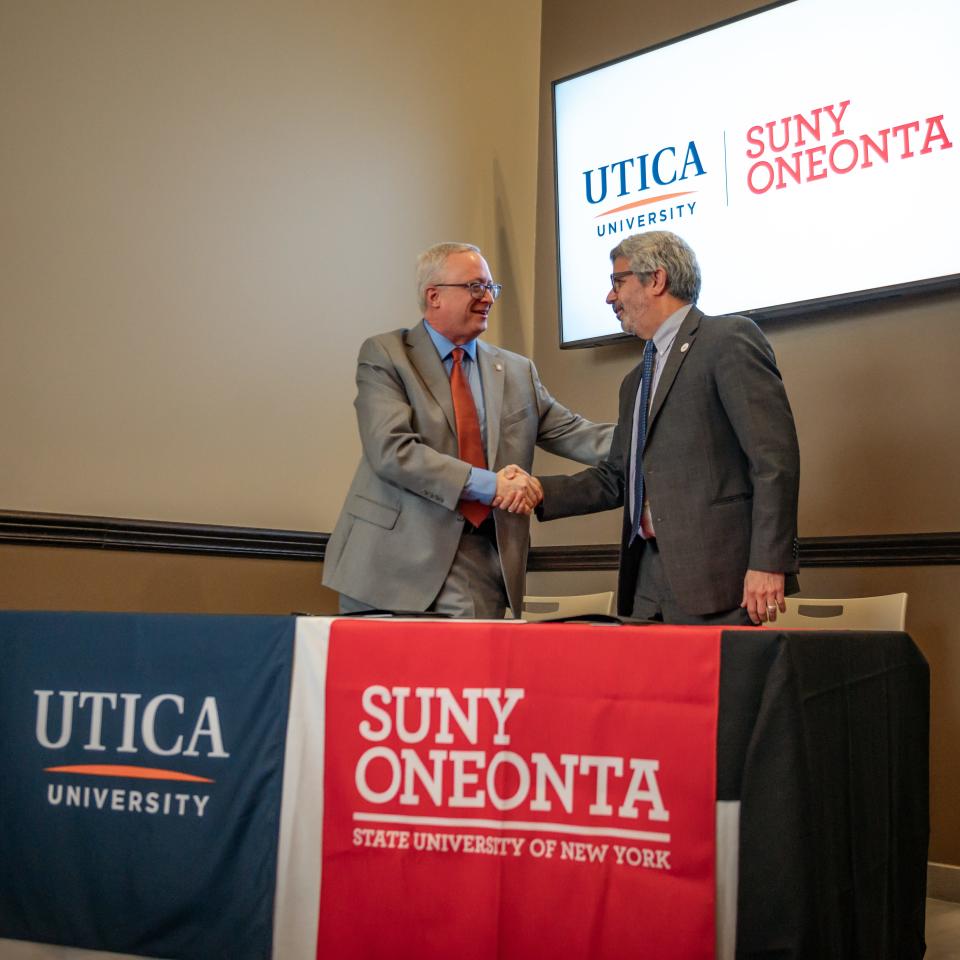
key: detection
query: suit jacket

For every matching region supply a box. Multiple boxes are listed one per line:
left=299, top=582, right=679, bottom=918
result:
left=538, top=307, right=800, bottom=617
left=323, top=322, right=613, bottom=614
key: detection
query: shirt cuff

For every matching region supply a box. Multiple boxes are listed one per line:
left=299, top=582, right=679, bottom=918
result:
left=462, top=467, right=497, bottom=504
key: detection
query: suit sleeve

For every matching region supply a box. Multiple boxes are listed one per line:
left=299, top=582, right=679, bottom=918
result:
left=536, top=370, right=633, bottom=521
left=354, top=336, right=469, bottom=511
left=714, top=318, right=800, bottom=573
left=530, top=360, right=614, bottom=465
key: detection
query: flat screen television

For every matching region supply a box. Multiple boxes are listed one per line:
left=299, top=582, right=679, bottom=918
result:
left=553, top=0, right=959, bottom=346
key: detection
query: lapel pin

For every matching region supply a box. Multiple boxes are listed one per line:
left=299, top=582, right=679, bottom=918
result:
left=680, top=342, right=690, bottom=353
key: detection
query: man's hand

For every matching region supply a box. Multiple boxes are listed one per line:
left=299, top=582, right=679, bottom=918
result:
left=740, top=569, right=786, bottom=625
left=491, top=465, right=543, bottom=515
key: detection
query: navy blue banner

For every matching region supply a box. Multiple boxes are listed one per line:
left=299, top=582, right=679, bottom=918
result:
left=0, top=611, right=294, bottom=960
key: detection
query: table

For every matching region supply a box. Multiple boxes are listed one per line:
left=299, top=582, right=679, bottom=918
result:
left=0, top=614, right=929, bottom=960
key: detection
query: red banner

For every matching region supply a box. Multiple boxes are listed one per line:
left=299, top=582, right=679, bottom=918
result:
left=317, top=621, right=721, bottom=960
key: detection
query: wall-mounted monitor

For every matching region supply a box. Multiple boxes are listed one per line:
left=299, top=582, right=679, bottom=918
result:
left=553, top=0, right=959, bottom=346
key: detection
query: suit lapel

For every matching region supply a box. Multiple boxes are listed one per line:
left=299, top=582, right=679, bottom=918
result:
left=620, top=362, right=644, bottom=458
left=405, top=322, right=457, bottom=438
left=647, top=307, right=703, bottom=433
left=478, top=341, right=504, bottom=467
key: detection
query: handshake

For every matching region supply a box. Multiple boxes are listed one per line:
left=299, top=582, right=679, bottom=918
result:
left=491, top=465, right=543, bottom=516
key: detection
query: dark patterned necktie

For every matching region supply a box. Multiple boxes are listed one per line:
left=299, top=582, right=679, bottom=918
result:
left=450, top=348, right=490, bottom=527
left=630, top=339, right=657, bottom=544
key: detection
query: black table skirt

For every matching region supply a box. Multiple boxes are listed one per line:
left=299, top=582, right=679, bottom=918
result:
left=717, top=630, right=929, bottom=960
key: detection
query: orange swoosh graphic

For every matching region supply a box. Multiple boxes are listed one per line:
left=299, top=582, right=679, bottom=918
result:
left=44, top=764, right=214, bottom=783
left=595, top=191, right=695, bottom=218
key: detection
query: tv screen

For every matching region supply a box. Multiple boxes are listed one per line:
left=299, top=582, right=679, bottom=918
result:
left=553, top=0, right=959, bottom=346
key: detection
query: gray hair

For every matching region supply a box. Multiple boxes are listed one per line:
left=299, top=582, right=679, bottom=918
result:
left=416, top=242, right=482, bottom=312
left=610, top=231, right=701, bottom=303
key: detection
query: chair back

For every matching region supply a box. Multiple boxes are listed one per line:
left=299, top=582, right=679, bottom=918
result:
left=519, top=592, right=615, bottom=622
left=774, top=593, right=907, bottom=631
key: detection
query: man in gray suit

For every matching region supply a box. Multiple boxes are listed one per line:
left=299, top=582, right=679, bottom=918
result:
left=323, top=242, right=612, bottom=619
left=537, top=231, right=800, bottom=625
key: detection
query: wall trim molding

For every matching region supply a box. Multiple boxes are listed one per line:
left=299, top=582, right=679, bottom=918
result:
left=526, top=532, right=960, bottom=570
left=0, top=510, right=327, bottom=561
left=1, top=510, right=958, bottom=568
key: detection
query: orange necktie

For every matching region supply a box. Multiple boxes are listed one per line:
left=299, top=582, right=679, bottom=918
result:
left=450, top=347, right=491, bottom=527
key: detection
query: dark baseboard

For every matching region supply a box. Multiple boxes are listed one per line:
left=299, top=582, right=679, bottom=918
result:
left=791, top=532, right=960, bottom=567
left=526, top=533, right=960, bottom=570
left=0, top=510, right=327, bottom=561
left=1, top=510, right=958, bottom=569
left=526, top=544, right=619, bottom=571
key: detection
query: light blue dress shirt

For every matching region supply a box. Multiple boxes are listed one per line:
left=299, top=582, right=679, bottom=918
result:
left=423, top=321, right=497, bottom=504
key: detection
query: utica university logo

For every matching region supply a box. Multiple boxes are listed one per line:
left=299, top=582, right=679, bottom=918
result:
left=35, top=689, right=229, bottom=818
left=581, top=140, right=706, bottom=237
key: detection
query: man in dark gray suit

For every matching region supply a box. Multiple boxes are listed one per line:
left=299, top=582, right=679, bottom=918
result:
left=323, top=242, right=612, bottom=619
left=537, top=231, right=800, bottom=625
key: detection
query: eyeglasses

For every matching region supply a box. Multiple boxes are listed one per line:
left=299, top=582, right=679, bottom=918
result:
left=434, top=281, right=503, bottom=301
left=609, top=271, right=635, bottom=292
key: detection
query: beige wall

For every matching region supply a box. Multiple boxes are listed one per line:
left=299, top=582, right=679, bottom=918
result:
left=532, top=0, right=960, bottom=864
left=0, top=0, right=542, bottom=532
left=0, top=544, right=337, bottom=616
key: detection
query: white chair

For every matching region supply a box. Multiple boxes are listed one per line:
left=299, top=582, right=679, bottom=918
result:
left=518, top=591, right=615, bottom=622
left=773, top=593, right=907, bottom=631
